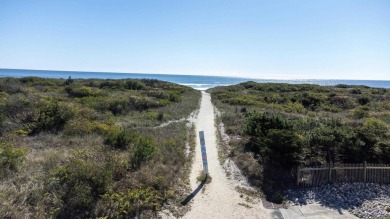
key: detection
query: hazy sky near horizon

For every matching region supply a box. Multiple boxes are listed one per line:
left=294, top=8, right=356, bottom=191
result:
left=0, top=0, right=389, bottom=80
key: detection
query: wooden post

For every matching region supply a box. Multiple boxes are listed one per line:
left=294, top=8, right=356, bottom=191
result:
left=363, top=161, right=367, bottom=183
left=328, top=163, right=332, bottom=183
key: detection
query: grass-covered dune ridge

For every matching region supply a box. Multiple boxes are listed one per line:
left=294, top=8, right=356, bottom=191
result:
left=0, top=77, right=201, bottom=218
left=209, top=82, right=390, bottom=202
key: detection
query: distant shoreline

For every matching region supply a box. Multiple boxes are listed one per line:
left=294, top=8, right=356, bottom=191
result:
left=1, top=68, right=390, bottom=89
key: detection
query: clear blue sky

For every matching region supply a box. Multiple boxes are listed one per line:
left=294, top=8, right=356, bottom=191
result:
left=0, top=0, right=389, bottom=80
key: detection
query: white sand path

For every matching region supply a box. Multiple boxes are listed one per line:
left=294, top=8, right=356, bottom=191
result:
left=182, top=92, right=275, bottom=219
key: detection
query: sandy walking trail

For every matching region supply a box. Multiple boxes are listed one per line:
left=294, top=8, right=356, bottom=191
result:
left=182, top=92, right=274, bottom=219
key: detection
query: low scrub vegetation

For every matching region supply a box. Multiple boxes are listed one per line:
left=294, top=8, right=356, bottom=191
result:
left=0, top=142, right=26, bottom=178
left=210, top=82, right=390, bottom=202
left=0, top=77, right=201, bottom=218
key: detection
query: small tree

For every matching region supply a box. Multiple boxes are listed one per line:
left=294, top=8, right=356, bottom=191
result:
left=131, top=137, right=157, bottom=169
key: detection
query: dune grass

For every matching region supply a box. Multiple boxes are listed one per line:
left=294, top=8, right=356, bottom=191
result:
left=0, top=77, right=201, bottom=218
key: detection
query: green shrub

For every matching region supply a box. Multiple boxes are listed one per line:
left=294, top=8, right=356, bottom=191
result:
left=0, top=79, right=22, bottom=94
left=53, top=150, right=113, bottom=217
left=99, top=80, right=122, bottom=89
left=125, top=80, right=145, bottom=90
left=0, top=143, right=26, bottom=178
left=20, top=77, right=59, bottom=86
left=29, top=100, right=73, bottom=134
left=350, top=88, right=361, bottom=94
left=329, top=95, right=355, bottom=109
left=300, top=92, right=322, bottom=110
left=100, top=187, right=171, bottom=218
left=131, top=136, right=157, bottom=169
left=284, top=101, right=305, bottom=113
left=168, top=92, right=181, bottom=102
left=351, top=107, right=369, bottom=119
left=129, top=96, right=166, bottom=111
left=264, top=129, right=304, bottom=168
left=63, top=119, right=119, bottom=136
left=358, top=95, right=371, bottom=105
left=109, top=98, right=129, bottom=115
left=223, top=96, right=258, bottom=105
left=104, top=129, right=137, bottom=149
left=75, top=96, right=111, bottom=112
left=0, top=111, right=5, bottom=133
left=65, top=86, right=106, bottom=98
left=244, top=113, right=293, bottom=137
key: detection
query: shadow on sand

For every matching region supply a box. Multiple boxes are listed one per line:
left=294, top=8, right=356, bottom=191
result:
left=181, top=176, right=208, bottom=206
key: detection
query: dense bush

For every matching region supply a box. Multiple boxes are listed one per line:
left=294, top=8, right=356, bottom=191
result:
left=130, top=136, right=157, bottom=169
left=125, top=80, right=146, bottom=90
left=244, top=113, right=302, bottom=168
left=0, top=143, right=26, bottom=178
left=104, top=129, right=137, bottom=149
left=29, top=100, right=73, bottom=134
left=109, top=98, right=129, bottom=115
left=99, top=80, right=122, bottom=89
left=52, top=150, right=114, bottom=218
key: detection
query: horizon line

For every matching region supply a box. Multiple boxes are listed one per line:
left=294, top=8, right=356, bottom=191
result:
left=0, top=67, right=389, bottom=82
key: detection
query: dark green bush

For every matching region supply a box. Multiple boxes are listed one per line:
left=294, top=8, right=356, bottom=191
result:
left=125, top=80, right=145, bottom=90
left=168, top=92, right=181, bottom=102
left=244, top=113, right=293, bottom=137
left=265, top=129, right=304, bottom=168
left=350, top=88, right=362, bottom=94
left=329, top=95, right=355, bottom=109
left=0, top=112, right=5, bottom=134
left=109, top=98, right=129, bottom=115
left=20, top=77, right=60, bottom=87
left=99, top=80, right=122, bottom=89
left=157, top=112, right=164, bottom=121
left=300, top=92, right=322, bottom=110
left=131, top=136, right=157, bottom=169
left=0, top=79, right=22, bottom=94
left=104, top=129, right=137, bottom=149
left=358, top=95, right=371, bottom=105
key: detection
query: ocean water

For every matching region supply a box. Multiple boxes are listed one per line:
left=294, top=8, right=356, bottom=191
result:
left=1, top=68, right=390, bottom=90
